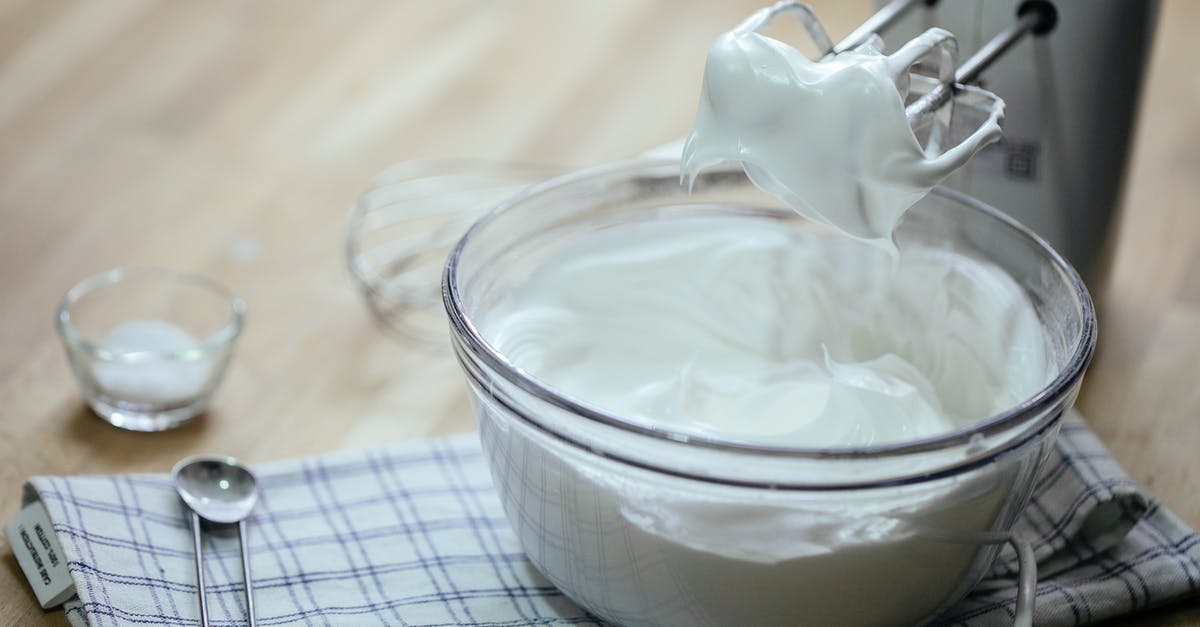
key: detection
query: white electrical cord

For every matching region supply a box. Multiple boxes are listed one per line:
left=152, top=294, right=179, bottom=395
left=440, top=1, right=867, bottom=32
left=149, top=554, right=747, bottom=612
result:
left=1010, top=534, right=1038, bottom=627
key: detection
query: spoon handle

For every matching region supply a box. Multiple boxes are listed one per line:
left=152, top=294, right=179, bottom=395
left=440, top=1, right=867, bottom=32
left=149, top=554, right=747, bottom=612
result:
left=190, top=511, right=210, bottom=627
left=238, top=520, right=256, bottom=626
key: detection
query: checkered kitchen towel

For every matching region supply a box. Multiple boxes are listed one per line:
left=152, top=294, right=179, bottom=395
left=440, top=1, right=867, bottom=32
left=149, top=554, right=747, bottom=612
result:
left=14, top=411, right=1200, bottom=626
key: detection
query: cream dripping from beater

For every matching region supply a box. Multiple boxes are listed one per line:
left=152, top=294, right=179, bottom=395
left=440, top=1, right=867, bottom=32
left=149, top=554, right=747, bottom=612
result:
left=682, top=20, right=1003, bottom=246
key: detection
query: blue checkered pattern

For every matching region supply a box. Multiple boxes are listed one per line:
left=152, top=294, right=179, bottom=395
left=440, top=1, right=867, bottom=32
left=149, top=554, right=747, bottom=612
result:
left=18, top=412, right=1199, bottom=626
left=937, top=414, right=1200, bottom=625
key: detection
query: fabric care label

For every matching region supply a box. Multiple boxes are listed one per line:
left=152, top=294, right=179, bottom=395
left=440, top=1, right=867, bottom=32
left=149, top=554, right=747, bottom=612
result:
left=5, top=501, right=75, bottom=608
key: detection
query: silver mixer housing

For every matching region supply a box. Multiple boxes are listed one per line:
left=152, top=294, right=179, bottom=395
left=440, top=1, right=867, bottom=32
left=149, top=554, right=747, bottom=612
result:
left=882, top=0, right=1158, bottom=281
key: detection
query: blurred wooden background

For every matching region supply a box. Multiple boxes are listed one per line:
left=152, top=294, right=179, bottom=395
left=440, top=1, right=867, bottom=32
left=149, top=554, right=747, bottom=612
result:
left=1, top=1, right=1197, bottom=624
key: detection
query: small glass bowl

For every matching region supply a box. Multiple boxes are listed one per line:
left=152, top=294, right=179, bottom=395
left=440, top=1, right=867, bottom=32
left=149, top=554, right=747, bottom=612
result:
left=55, top=268, right=245, bottom=431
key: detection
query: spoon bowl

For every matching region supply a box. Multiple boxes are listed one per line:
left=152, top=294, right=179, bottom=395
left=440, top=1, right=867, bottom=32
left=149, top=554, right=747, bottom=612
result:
left=173, top=456, right=259, bottom=523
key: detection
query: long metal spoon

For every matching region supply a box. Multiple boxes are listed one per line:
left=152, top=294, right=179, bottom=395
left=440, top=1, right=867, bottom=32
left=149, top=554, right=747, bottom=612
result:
left=173, top=456, right=259, bottom=627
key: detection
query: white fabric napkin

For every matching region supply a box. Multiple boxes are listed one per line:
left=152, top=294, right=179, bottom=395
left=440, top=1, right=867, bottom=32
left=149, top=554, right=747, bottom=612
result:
left=15, top=411, right=1199, bottom=626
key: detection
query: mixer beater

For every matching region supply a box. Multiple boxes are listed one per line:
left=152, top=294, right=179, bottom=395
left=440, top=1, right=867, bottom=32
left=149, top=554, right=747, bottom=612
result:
left=742, top=0, right=1059, bottom=147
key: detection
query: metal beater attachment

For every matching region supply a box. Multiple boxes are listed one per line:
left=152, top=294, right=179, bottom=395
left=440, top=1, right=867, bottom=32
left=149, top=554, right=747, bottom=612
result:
left=907, top=1, right=1058, bottom=123
left=746, top=0, right=1058, bottom=133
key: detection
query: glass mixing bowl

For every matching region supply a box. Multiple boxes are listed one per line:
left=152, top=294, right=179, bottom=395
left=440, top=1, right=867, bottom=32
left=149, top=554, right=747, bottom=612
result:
left=443, top=160, right=1095, bottom=626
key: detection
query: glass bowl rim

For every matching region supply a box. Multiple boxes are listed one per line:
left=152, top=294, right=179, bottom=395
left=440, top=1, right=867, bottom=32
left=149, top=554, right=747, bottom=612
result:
left=442, top=159, right=1097, bottom=461
left=56, top=267, right=246, bottom=362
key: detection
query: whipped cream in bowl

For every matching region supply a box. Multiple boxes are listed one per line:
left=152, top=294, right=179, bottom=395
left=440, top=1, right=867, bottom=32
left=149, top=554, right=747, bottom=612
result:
left=443, top=160, right=1095, bottom=626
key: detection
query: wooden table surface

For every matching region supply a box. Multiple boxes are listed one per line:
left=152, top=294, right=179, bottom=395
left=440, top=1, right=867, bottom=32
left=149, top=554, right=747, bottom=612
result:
left=1, top=1, right=1197, bottom=624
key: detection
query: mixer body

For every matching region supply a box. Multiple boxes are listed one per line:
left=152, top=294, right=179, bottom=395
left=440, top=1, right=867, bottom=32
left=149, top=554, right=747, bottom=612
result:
left=883, top=0, right=1157, bottom=281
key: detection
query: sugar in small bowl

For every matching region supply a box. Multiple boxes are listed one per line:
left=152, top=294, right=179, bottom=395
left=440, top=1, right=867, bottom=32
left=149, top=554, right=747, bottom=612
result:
left=55, top=268, right=245, bottom=431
